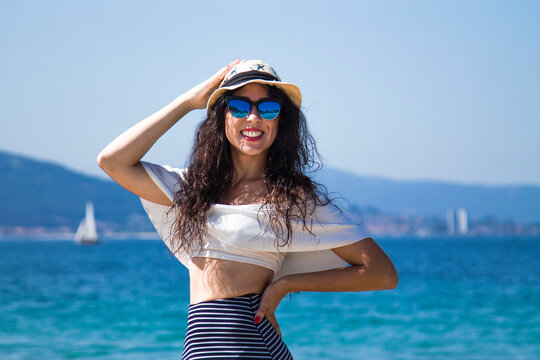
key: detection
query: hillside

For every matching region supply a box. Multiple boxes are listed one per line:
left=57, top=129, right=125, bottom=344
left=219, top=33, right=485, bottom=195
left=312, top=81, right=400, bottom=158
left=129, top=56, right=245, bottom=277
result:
left=317, top=169, right=540, bottom=223
left=0, top=151, right=149, bottom=230
left=1, top=150, right=539, bottom=231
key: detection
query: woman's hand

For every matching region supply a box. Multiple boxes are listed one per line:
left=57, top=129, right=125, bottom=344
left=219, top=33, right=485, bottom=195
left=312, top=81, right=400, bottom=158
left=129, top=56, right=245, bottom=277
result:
left=184, top=59, right=241, bottom=110
left=254, top=279, right=290, bottom=337
left=253, top=239, right=397, bottom=339
left=98, top=59, right=240, bottom=205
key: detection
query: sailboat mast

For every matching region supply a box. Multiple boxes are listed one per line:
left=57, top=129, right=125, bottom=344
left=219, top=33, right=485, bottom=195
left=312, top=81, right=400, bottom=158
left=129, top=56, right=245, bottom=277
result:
left=75, top=201, right=98, bottom=244
left=85, top=202, right=98, bottom=241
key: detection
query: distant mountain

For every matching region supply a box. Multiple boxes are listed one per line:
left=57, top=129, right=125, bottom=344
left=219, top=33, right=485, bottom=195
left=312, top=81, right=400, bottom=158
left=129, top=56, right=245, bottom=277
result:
left=1, top=151, right=539, bottom=230
left=316, top=168, right=540, bottom=223
left=0, top=150, right=150, bottom=230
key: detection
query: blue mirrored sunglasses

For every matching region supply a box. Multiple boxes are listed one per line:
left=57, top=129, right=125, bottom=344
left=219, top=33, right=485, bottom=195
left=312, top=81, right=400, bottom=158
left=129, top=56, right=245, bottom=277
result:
left=226, top=96, right=282, bottom=120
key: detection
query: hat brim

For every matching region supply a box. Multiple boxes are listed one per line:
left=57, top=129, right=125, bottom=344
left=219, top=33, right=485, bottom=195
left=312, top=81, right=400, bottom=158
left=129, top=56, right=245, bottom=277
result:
left=207, top=79, right=302, bottom=110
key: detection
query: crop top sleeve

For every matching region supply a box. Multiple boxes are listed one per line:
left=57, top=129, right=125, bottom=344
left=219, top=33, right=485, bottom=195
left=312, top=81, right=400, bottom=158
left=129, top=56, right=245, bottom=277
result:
left=139, top=161, right=371, bottom=281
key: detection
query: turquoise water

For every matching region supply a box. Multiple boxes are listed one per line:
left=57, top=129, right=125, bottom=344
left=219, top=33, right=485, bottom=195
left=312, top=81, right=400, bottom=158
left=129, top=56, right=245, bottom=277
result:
left=1, top=237, right=539, bottom=359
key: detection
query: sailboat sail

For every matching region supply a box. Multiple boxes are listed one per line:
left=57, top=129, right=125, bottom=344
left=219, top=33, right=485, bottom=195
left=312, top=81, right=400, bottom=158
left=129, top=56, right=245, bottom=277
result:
left=75, top=202, right=98, bottom=244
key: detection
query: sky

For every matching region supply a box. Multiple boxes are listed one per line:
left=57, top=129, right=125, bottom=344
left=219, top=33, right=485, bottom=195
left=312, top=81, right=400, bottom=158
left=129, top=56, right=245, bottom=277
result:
left=1, top=0, right=539, bottom=186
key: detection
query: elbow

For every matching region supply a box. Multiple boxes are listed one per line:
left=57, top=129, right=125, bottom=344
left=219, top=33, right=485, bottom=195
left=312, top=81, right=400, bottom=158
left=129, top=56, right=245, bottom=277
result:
left=364, top=263, right=398, bottom=291
left=96, top=149, right=116, bottom=174
left=383, top=264, right=399, bottom=290
left=96, top=150, right=109, bottom=171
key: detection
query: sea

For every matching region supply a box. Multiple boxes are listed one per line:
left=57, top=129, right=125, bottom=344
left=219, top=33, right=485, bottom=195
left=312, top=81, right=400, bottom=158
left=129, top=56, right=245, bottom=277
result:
left=1, top=236, right=539, bottom=360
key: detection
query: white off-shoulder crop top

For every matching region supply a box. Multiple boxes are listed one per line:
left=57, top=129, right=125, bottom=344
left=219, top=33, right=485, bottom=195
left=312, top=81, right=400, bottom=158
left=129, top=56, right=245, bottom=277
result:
left=139, top=161, right=370, bottom=280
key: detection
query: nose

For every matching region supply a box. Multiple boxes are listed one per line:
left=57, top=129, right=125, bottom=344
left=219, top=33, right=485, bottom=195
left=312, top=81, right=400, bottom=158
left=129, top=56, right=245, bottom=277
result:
left=245, top=105, right=261, bottom=121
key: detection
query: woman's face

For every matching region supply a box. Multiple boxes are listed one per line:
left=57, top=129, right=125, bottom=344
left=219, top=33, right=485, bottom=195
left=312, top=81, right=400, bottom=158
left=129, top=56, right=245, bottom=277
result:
left=224, top=83, right=279, bottom=161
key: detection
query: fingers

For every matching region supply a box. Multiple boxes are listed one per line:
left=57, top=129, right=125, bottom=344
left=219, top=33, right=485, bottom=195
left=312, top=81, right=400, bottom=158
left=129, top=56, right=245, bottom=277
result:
left=227, top=59, right=241, bottom=69
left=267, top=314, right=282, bottom=338
left=254, top=308, right=282, bottom=338
left=254, top=308, right=264, bottom=324
left=186, top=59, right=242, bottom=109
left=216, top=59, right=241, bottom=78
left=203, top=59, right=241, bottom=93
left=255, top=282, right=287, bottom=337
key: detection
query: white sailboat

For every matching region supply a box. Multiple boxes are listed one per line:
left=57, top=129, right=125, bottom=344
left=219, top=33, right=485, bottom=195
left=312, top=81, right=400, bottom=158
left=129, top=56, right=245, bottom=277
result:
left=74, top=202, right=99, bottom=244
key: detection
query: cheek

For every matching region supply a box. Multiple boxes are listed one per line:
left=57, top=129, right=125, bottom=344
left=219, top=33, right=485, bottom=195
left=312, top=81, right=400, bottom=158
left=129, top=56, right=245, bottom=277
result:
left=267, top=118, right=279, bottom=141
left=224, top=115, right=237, bottom=143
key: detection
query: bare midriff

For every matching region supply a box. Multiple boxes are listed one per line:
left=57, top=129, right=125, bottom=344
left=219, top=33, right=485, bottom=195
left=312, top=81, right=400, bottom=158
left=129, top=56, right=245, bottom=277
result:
left=188, top=257, right=275, bottom=304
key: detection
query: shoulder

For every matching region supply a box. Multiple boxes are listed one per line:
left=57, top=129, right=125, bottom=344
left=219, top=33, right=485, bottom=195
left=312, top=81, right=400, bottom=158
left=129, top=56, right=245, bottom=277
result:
left=140, top=161, right=186, bottom=201
left=312, top=201, right=347, bottom=223
left=141, top=161, right=186, bottom=180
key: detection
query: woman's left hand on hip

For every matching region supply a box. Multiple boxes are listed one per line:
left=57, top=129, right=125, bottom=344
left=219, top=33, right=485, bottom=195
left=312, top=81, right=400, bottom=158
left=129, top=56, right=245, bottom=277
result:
left=254, top=279, right=289, bottom=337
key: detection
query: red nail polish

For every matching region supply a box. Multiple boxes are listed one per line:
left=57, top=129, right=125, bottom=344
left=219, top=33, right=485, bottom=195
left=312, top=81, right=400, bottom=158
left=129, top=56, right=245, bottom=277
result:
left=254, top=316, right=261, bottom=324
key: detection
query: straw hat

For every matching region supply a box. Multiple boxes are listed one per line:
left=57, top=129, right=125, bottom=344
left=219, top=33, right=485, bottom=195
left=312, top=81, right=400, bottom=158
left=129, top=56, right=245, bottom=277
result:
left=207, top=60, right=302, bottom=109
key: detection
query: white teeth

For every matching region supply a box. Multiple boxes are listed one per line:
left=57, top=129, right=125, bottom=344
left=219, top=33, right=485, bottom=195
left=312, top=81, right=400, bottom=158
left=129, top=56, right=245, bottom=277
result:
left=241, top=130, right=263, bottom=138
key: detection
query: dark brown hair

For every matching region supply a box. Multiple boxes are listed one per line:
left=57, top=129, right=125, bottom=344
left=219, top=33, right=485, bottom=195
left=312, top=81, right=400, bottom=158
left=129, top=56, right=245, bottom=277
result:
left=169, top=84, right=330, bottom=256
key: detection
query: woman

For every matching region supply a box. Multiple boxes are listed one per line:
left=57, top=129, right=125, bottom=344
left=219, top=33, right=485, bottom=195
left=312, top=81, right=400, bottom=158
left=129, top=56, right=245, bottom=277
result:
left=98, top=59, right=398, bottom=359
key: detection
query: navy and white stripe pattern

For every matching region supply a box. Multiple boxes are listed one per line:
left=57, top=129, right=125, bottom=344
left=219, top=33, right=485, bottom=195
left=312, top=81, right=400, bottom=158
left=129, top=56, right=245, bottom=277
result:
left=182, top=293, right=294, bottom=359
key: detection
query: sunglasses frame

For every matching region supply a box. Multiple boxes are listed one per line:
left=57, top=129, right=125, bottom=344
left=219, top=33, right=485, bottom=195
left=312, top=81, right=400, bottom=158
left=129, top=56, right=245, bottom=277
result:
left=225, top=96, right=283, bottom=120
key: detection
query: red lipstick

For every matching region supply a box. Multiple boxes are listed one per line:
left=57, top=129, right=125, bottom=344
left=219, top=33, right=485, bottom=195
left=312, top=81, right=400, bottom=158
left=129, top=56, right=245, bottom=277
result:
left=241, top=128, right=264, bottom=141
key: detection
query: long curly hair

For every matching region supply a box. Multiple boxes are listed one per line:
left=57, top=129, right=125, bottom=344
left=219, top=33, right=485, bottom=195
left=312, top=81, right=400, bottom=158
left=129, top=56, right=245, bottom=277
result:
left=169, top=84, right=330, bottom=257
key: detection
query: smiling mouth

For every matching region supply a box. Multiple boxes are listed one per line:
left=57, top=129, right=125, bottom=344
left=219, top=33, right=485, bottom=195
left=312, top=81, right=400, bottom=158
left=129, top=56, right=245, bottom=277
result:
left=240, top=129, right=264, bottom=141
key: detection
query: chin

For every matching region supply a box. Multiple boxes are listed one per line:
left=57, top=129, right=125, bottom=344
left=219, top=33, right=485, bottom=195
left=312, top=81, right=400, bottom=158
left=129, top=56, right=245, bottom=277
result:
left=232, top=144, right=269, bottom=158
left=241, top=148, right=268, bottom=157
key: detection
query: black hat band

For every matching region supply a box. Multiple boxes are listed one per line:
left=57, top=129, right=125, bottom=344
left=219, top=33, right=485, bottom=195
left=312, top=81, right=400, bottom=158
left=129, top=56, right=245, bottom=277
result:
left=222, top=70, right=280, bottom=88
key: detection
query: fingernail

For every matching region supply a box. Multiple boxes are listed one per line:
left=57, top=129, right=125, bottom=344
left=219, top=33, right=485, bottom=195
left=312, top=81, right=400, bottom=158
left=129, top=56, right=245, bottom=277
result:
left=254, top=316, right=261, bottom=324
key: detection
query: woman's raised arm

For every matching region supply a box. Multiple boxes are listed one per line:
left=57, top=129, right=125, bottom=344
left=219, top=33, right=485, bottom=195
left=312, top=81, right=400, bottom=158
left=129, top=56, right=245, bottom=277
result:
left=97, top=60, right=239, bottom=205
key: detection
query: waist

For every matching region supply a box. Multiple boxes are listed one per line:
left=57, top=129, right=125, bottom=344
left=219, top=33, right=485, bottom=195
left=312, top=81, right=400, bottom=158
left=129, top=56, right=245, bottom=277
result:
left=189, top=244, right=286, bottom=274
left=188, top=257, right=274, bottom=304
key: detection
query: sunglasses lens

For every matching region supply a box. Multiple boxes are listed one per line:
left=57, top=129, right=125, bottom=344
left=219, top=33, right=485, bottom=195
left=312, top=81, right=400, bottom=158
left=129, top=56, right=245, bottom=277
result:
left=228, top=99, right=250, bottom=118
left=258, top=101, right=281, bottom=120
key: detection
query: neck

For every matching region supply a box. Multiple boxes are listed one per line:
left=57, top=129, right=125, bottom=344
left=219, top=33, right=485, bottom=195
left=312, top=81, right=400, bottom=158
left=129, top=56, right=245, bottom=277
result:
left=230, top=151, right=267, bottom=183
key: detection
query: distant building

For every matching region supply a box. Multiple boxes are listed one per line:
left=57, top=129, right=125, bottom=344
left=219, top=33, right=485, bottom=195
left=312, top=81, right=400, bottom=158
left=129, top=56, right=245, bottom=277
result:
left=446, top=209, right=455, bottom=235
left=456, top=208, right=468, bottom=235
left=447, top=208, right=468, bottom=235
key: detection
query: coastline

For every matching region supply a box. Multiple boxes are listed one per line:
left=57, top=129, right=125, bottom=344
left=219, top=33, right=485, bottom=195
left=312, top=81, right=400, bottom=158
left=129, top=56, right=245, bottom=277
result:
left=0, top=232, right=160, bottom=241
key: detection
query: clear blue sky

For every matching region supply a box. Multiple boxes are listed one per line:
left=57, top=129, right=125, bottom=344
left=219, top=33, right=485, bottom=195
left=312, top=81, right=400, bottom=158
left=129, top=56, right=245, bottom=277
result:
left=1, top=0, right=539, bottom=185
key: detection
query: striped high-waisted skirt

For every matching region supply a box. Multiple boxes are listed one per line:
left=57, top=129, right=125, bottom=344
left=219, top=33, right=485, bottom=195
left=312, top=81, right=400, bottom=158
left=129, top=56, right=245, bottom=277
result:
left=182, top=293, right=294, bottom=360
